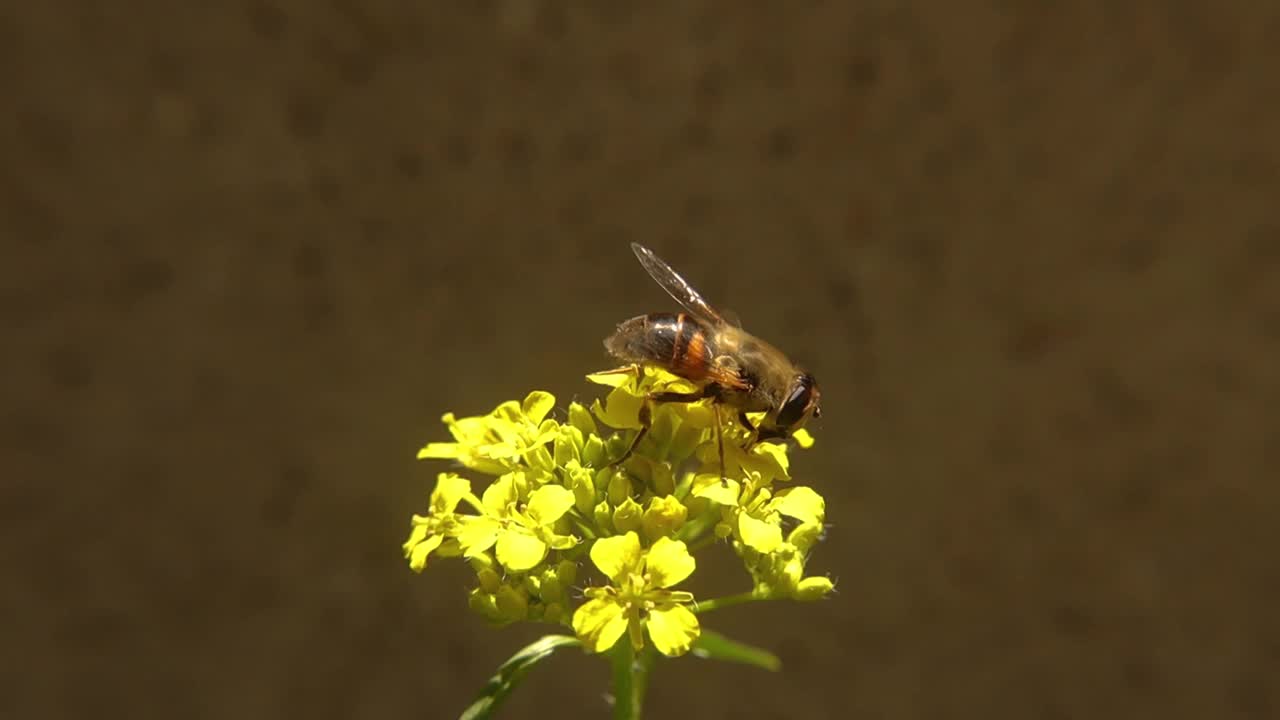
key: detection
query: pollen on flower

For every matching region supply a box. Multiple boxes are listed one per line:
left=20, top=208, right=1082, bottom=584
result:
left=403, top=365, right=831, bottom=649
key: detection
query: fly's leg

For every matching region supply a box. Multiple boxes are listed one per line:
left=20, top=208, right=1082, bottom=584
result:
left=610, top=402, right=652, bottom=468
left=714, top=404, right=726, bottom=483
left=592, top=363, right=645, bottom=392
left=745, top=424, right=789, bottom=451
left=609, top=383, right=720, bottom=468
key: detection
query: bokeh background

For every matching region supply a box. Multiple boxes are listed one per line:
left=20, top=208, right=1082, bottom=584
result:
left=5, top=1, right=1278, bottom=718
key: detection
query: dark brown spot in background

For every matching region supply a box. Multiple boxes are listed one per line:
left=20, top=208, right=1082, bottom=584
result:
left=113, top=258, right=175, bottom=305
left=43, top=343, right=94, bottom=390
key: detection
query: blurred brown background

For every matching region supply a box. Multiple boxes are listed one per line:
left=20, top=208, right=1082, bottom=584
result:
left=4, top=1, right=1278, bottom=718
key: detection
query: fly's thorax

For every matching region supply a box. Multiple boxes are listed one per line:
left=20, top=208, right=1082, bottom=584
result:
left=713, top=326, right=800, bottom=408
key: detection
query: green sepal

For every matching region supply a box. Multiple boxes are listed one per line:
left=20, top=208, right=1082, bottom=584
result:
left=458, top=634, right=582, bottom=720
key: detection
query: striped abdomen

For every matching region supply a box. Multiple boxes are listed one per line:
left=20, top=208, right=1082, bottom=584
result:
left=603, top=312, right=715, bottom=381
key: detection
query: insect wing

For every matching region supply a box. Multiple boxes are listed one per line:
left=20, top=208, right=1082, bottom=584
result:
left=631, top=243, right=727, bottom=326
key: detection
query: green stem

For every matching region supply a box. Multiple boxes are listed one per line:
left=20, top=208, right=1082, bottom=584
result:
left=674, top=509, right=719, bottom=544
left=693, top=591, right=764, bottom=614
left=567, top=508, right=598, bottom=540
left=610, top=640, right=646, bottom=720
left=686, top=534, right=717, bottom=554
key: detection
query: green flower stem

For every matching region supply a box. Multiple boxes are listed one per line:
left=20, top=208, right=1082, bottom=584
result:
left=567, top=508, right=598, bottom=540
left=685, top=535, right=718, bottom=554
left=693, top=591, right=764, bottom=614
left=610, top=640, right=646, bottom=720
left=674, top=510, right=718, bottom=544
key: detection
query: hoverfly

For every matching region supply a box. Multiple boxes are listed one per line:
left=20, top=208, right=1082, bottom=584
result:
left=602, top=242, right=821, bottom=473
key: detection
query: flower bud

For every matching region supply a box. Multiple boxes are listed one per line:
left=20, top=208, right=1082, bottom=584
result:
left=556, top=559, right=579, bottom=587
left=523, top=575, right=542, bottom=597
left=568, top=402, right=597, bottom=437
left=540, top=575, right=563, bottom=603
left=477, top=568, right=502, bottom=594
left=641, top=495, right=688, bottom=542
left=612, top=496, right=643, bottom=534
left=527, top=445, right=555, bottom=473
left=434, top=538, right=463, bottom=558
left=554, top=426, right=582, bottom=466
left=468, top=552, right=495, bottom=574
left=542, top=602, right=565, bottom=624
left=590, top=500, right=612, bottom=532
left=468, top=589, right=502, bottom=623
left=582, top=435, right=607, bottom=468
left=714, top=521, right=733, bottom=539
left=607, top=471, right=632, bottom=507
left=495, top=584, right=529, bottom=623
left=795, top=576, right=835, bottom=601
left=780, top=554, right=804, bottom=591
left=649, top=462, right=676, bottom=497
left=565, top=462, right=595, bottom=514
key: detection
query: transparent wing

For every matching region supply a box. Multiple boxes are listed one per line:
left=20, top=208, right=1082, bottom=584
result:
left=631, top=242, right=727, bottom=326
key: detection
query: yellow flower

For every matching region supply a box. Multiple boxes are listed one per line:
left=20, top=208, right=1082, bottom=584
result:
left=402, top=473, right=474, bottom=571
left=417, top=391, right=560, bottom=475
left=693, top=477, right=827, bottom=555
left=571, top=532, right=701, bottom=657
left=456, top=472, right=578, bottom=572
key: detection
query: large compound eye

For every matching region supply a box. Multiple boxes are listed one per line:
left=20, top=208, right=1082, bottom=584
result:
left=776, top=374, right=816, bottom=429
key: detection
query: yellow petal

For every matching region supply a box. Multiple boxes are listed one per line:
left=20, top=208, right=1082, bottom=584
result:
left=691, top=474, right=740, bottom=506
left=592, top=386, right=645, bottom=430
left=585, top=369, right=637, bottom=388
left=482, top=474, right=519, bottom=514
left=646, top=604, right=700, bottom=657
left=787, top=521, right=824, bottom=552
left=522, top=390, right=557, bottom=425
left=543, top=530, right=579, bottom=550
left=572, top=597, right=628, bottom=653
left=645, top=537, right=695, bottom=588
left=738, top=513, right=783, bottom=553
left=407, top=533, right=443, bottom=572
left=496, top=530, right=548, bottom=572
left=792, top=427, right=815, bottom=449
left=590, top=531, right=642, bottom=582
left=650, top=371, right=699, bottom=395
left=490, top=400, right=524, bottom=424
left=429, top=473, right=472, bottom=514
left=742, top=442, right=790, bottom=482
left=770, top=486, right=825, bottom=526
left=417, top=442, right=461, bottom=460
left=402, top=519, right=430, bottom=556
left=526, top=484, right=575, bottom=525
left=456, top=517, right=501, bottom=557
left=442, top=412, right=479, bottom=442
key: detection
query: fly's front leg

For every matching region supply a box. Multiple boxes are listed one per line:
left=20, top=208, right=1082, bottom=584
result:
left=746, top=424, right=789, bottom=451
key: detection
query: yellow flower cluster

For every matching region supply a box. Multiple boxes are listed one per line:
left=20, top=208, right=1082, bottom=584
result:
left=403, top=367, right=833, bottom=657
